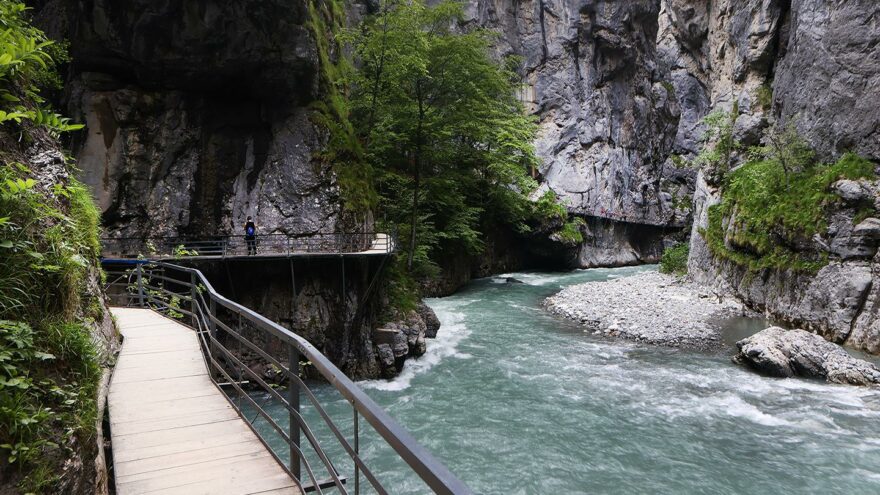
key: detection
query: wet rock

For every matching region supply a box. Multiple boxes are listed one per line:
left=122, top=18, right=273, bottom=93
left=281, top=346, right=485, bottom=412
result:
left=375, top=344, right=397, bottom=378
left=505, top=277, right=524, bottom=284
left=828, top=214, right=880, bottom=260
left=416, top=302, right=442, bottom=339
left=373, top=328, right=409, bottom=359
left=375, top=309, right=428, bottom=359
left=734, top=327, right=880, bottom=386
left=854, top=218, right=880, bottom=240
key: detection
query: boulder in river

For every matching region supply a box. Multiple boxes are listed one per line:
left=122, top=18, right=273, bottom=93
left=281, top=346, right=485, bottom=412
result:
left=733, top=327, right=880, bottom=386
left=505, top=277, right=524, bottom=284
left=416, top=302, right=442, bottom=338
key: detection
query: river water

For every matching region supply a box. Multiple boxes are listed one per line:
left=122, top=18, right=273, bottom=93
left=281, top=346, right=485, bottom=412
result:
left=255, top=265, right=880, bottom=494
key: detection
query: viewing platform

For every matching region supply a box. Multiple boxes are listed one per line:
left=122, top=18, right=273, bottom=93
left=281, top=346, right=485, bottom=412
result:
left=100, top=232, right=394, bottom=262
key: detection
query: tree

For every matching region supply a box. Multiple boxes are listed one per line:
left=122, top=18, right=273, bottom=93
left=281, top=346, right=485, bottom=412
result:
left=760, top=121, right=814, bottom=188
left=347, top=0, right=539, bottom=274
left=696, top=109, right=739, bottom=181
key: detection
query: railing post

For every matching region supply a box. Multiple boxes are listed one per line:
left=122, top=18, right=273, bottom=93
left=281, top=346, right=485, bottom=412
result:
left=288, top=344, right=301, bottom=481
left=190, top=272, right=197, bottom=328
left=354, top=407, right=360, bottom=495
left=136, top=263, right=145, bottom=308
left=207, top=295, right=217, bottom=380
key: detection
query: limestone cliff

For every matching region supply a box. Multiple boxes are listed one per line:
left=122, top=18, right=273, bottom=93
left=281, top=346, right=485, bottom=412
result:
left=462, top=0, right=880, bottom=351
left=36, top=0, right=359, bottom=238
left=683, top=0, right=880, bottom=353
left=31, top=1, right=880, bottom=355
left=458, top=0, right=694, bottom=268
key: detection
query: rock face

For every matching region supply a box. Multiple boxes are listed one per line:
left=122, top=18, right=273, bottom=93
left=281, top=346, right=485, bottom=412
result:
left=459, top=0, right=695, bottom=268
left=373, top=304, right=443, bottom=378
left=774, top=0, right=880, bottom=161
left=734, top=327, right=880, bottom=386
left=690, top=169, right=880, bottom=349
left=674, top=1, right=880, bottom=353
left=459, top=0, right=879, bottom=272
left=37, top=0, right=360, bottom=238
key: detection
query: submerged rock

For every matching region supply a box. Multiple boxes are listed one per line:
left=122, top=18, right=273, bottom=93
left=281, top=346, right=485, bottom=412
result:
left=733, top=327, right=880, bottom=386
left=505, top=277, right=524, bottom=284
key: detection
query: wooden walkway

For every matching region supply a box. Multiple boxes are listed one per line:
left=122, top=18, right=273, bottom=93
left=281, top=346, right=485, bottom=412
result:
left=108, top=308, right=300, bottom=495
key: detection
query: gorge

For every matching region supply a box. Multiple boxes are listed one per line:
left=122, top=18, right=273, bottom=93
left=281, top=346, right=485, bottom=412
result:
left=2, top=0, right=880, bottom=493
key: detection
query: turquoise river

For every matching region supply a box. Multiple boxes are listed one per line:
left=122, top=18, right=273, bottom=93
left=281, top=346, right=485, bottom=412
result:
left=253, top=266, right=880, bottom=494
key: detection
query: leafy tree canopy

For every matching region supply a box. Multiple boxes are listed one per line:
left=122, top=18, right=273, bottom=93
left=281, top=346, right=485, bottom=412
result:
left=345, top=0, right=565, bottom=278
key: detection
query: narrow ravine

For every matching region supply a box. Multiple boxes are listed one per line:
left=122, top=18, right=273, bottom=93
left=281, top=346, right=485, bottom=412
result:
left=256, top=266, right=880, bottom=494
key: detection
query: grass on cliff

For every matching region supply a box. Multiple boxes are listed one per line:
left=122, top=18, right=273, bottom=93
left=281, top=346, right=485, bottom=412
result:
left=0, top=164, right=104, bottom=492
left=0, top=3, right=105, bottom=492
left=702, top=151, right=876, bottom=273
left=306, top=0, right=378, bottom=213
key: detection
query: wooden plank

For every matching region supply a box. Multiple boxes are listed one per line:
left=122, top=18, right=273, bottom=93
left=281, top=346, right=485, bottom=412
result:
left=108, top=308, right=299, bottom=495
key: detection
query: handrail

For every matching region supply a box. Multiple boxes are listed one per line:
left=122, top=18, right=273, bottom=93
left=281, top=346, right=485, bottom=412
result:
left=100, top=232, right=395, bottom=259
left=102, top=260, right=470, bottom=495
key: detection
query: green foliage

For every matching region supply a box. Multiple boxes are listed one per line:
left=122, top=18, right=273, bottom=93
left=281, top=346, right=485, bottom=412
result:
left=348, top=0, right=566, bottom=280
left=696, top=109, right=739, bottom=179
left=0, top=8, right=103, bottom=489
left=172, top=244, right=198, bottom=258
left=306, top=0, right=377, bottom=212
left=756, top=82, right=773, bottom=111
left=532, top=190, right=584, bottom=244
left=0, top=3, right=82, bottom=139
left=670, top=154, right=690, bottom=169
left=659, top=243, right=689, bottom=275
left=702, top=148, right=876, bottom=273
left=0, top=163, right=105, bottom=490
left=380, top=256, right=420, bottom=321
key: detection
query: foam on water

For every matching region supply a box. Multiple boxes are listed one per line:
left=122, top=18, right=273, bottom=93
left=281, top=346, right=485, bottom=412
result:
left=360, top=298, right=475, bottom=392
left=258, top=265, right=880, bottom=494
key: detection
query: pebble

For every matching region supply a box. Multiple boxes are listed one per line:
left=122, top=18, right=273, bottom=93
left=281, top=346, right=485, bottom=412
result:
left=543, top=271, right=745, bottom=349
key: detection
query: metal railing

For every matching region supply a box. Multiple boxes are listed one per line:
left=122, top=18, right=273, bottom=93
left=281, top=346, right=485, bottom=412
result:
left=100, top=232, right=395, bottom=259
left=103, top=261, right=469, bottom=495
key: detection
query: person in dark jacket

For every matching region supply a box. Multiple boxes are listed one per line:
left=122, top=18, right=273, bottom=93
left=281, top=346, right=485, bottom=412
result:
left=244, top=216, right=257, bottom=255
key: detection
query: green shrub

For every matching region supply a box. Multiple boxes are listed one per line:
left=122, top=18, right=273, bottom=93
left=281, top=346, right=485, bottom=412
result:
left=0, top=4, right=104, bottom=491
left=756, top=82, right=773, bottom=111
left=659, top=243, right=689, bottom=275
left=702, top=151, right=875, bottom=273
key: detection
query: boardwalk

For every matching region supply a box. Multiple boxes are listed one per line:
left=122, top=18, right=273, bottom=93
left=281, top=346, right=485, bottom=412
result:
left=100, top=232, right=395, bottom=261
left=108, top=307, right=300, bottom=495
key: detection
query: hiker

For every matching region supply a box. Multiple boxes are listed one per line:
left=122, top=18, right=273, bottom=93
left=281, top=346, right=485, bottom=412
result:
left=244, top=216, right=257, bottom=255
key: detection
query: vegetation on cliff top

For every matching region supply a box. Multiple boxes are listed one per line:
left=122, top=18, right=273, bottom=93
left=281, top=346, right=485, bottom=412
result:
left=345, top=0, right=581, bottom=287
left=700, top=116, right=877, bottom=273
left=0, top=4, right=106, bottom=492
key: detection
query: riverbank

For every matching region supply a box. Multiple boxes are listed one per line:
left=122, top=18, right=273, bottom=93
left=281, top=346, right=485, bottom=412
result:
left=544, top=270, right=747, bottom=348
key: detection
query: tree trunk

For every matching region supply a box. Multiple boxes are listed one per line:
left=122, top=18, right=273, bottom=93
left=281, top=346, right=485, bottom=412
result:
left=407, top=81, right=425, bottom=272
left=364, top=1, right=391, bottom=149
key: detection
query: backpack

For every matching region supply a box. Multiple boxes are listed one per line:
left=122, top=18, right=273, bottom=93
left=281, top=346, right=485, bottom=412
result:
left=246, top=224, right=255, bottom=236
